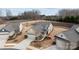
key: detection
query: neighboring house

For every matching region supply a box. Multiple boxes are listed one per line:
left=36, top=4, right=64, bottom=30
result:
left=0, top=24, right=9, bottom=48
left=19, top=20, right=47, bottom=32
left=0, top=32, right=9, bottom=48
left=26, top=22, right=53, bottom=41
left=8, top=20, right=27, bottom=33
left=0, top=22, right=20, bottom=38
left=55, top=25, right=79, bottom=50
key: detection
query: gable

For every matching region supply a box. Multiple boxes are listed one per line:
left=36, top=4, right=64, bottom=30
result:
left=48, top=24, right=53, bottom=34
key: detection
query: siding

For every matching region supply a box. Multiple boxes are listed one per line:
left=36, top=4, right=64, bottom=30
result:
left=48, top=24, right=53, bottom=34
left=70, top=42, right=77, bottom=49
left=0, top=35, right=9, bottom=48
left=56, top=38, right=70, bottom=50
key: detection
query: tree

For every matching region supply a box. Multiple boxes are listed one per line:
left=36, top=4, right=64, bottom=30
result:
left=20, top=10, right=41, bottom=20
left=6, top=9, right=12, bottom=17
left=57, top=9, right=79, bottom=23
left=58, top=9, right=79, bottom=17
left=5, top=9, right=12, bottom=20
left=0, top=9, right=2, bottom=17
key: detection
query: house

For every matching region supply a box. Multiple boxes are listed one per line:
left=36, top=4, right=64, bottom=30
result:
left=19, top=20, right=47, bottom=32
left=0, top=32, right=9, bottom=48
left=7, top=20, right=27, bottom=32
left=0, top=24, right=9, bottom=48
left=55, top=25, right=79, bottom=50
left=26, top=22, right=53, bottom=41
left=0, top=22, right=20, bottom=38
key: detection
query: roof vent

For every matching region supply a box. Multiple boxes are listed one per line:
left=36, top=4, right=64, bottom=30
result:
left=61, top=35, right=63, bottom=37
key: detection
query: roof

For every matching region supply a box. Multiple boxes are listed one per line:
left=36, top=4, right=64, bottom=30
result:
left=0, top=22, right=20, bottom=33
left=32, top=22, right=51, bottom=32
left=56, top=25, right=79, bottom=42
left=27, top=22, right=52, bottom=35
left=0, top=20, right=29, bottom=33
left=0, top=24, right=5, bottom=30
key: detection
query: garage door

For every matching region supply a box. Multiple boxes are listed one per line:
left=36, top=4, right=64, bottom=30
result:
left=56, top=39, right=70, bottom=50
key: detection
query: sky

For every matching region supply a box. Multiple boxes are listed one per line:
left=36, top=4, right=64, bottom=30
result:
left=0, top=8, right=61, bottom=16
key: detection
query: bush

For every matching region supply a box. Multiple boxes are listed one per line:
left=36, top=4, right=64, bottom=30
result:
left=9, top=17, right=18, bottom=20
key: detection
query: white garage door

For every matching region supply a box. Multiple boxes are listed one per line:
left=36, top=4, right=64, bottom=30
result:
left=56, top=39, right=70, bottom=50
left=0, top=35, right=9, bottom=48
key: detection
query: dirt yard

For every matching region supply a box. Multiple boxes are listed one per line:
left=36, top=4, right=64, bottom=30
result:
left=5, top=25, right=69, bottom=49
left=0, top=19, right=7, bottom=24
left=5, top=20, right=70, bottom=49
left=49, top=26, right=68, bottom=40
left=28, top=25, right=68, bottom=49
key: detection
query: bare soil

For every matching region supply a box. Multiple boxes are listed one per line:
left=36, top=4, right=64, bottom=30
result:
left=5, top=20, right=69, bottom=49
left=30, top=26, right=68, bottom=49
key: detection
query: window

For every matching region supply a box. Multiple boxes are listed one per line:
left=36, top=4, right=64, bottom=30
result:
left=35, top=35, right=43, bottom=41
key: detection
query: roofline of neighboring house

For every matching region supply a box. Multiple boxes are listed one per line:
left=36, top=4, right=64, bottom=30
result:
left=55, top=24, right=79, bottom=36
left=0, top=23, right=13, bottom=32
left=55, top=35, right=70, bottom=42
left=55, top=25, right=79, bottom=42
left=55, top=29, right=70, bottom=37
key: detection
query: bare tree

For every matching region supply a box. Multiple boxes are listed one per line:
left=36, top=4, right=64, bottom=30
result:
left=6, top=9, right=12, bottom=17
left=0, top=9, right=2, bottom=17
left=5, top=9, right=12, bottom=20
left=20, top=10, right=41, bottom=20
left=58, top=9, right=79, bottom=18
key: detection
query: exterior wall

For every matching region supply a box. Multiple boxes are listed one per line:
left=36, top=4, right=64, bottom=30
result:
left=56, top=38, right=70, bottom=50
left=0, top=32, right=9, bottom=35
left=56, top=37, right=78, bottom=50
left=19, top=23, right=23, bottom=32
left=9, top=31, right=15, bottom=37
left=70, top=42, right=77, bottom=49
left=0, top=24, right=6, bottom=29
left=27, top=29, right=43, bottom=41
left=0, top=34, right=9, bottom=48
left=48, top=24, right=53, bottom=34
left=35, top=35, right=44, bottom=41
left=20, top=22, right=33, bottom=34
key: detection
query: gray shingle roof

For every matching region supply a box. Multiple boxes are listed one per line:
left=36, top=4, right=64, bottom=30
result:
left=27, top=22, right=52, bottom=36
left=56, top=25, right=79, bottom=42
left=32, top=22, right=51, bottom=33
left=0, top=22, right=20, bottom=33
